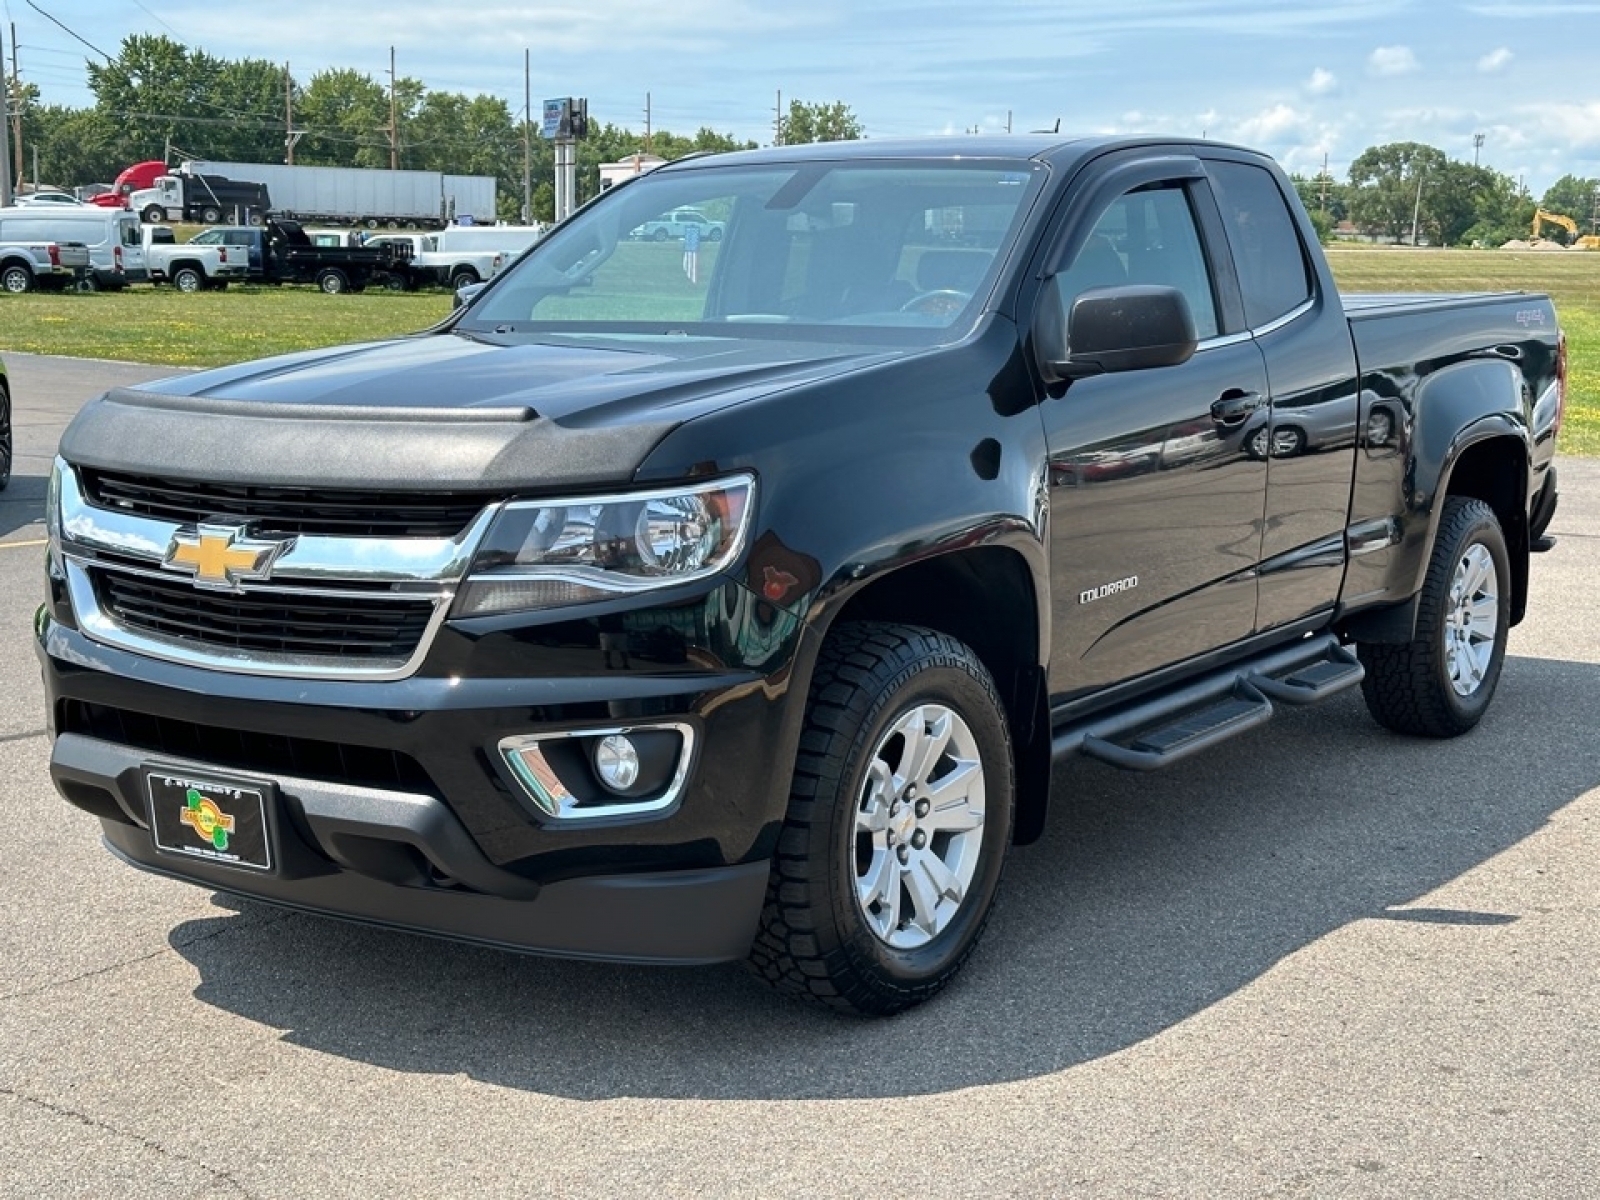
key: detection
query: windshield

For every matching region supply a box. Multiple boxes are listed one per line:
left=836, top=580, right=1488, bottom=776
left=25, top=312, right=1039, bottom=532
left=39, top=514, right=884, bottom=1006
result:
left=460, top=157, right=1046, bottom=342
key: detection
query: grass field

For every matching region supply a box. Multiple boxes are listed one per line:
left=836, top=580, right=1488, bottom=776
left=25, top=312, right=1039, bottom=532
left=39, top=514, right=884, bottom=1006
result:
left=0, top=246, right=1595, bottom=453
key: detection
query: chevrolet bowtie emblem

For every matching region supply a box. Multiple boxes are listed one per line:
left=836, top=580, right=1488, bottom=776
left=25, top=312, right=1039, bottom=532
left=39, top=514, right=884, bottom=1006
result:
left=163, top=524, right=291, bottom=591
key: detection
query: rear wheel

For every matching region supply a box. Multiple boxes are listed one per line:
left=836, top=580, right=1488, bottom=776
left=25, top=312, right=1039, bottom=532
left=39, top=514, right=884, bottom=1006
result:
left=317, top=268, right=349, bottom=295
left=172, top=266, right=204, bottom=293
left=1, top=264, right=33, bottom=293
left=747, top=623, right=1014, bottom=1015
left=1358, top=496, right=1510, bottom=737
left=199, top=206, right=223, bottom=225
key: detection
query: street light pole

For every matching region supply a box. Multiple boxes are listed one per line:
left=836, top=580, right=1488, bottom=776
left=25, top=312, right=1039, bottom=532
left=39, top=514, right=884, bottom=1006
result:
left=1410, top=174, right=1425, bottom=246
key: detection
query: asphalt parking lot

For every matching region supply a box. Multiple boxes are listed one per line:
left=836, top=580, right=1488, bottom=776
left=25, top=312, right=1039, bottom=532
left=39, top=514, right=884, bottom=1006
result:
left=1, top=350, right=1597, bottom=1197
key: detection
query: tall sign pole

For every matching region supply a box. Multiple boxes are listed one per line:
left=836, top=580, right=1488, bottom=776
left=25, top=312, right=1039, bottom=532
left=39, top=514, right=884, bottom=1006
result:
left=542, top=97, right=586, bottom=223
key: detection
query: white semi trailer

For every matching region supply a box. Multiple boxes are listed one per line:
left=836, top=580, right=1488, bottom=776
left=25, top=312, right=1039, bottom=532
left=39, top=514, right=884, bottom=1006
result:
left=182, top=161, right=497, bottom=228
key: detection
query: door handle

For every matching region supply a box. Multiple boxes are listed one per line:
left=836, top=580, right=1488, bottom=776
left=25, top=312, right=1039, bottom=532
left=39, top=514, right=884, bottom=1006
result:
left=1210, top=390, right=1262, bottom=426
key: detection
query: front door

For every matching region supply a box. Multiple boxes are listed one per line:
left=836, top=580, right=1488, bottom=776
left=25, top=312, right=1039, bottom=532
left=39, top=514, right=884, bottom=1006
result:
left=1037, top=177, right=1270, bottom=703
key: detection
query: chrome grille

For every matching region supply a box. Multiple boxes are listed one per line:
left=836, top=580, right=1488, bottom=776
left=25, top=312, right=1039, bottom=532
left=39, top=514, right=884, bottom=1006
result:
left=80, top=469, right=492, bottom=538
left=94, top=569, right=435, bottom=660
left=56, top=459, right=499, bottom=680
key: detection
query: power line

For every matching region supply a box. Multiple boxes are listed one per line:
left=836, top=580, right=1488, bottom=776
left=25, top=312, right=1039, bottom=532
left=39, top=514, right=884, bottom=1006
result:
left=23, top=0, right=111, bottom=62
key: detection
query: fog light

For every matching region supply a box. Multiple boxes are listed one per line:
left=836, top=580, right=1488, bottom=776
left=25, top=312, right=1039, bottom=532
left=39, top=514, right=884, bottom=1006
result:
left=594, top=735, right=641, bottom=792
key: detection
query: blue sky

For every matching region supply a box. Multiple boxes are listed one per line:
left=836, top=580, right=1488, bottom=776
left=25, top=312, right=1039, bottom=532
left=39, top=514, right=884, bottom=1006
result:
left=6, top=0, right=1600, bottom=196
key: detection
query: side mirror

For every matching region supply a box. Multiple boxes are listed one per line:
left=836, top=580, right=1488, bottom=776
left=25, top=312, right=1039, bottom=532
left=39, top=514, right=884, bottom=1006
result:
left=1042, top=284, right=1198, bottom=381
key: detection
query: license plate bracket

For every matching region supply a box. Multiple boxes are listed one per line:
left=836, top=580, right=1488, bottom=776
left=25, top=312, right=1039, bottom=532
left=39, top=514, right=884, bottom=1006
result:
left=145, top=768, right=275, bottom=873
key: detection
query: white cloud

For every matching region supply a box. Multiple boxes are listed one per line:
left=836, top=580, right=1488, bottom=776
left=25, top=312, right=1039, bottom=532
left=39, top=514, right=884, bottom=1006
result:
left=1306, top=68, right=1337, bottom=95
left=1369, top=46, right=1419, bottom=76
left=1234, top=104, right=1310, bottom=144
left=1478, top=47, right=1514, bottom=72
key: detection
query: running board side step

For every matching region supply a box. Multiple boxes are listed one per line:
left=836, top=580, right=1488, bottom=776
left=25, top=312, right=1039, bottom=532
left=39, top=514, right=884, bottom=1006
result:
left=1055, top=635, right=1365, bottom=772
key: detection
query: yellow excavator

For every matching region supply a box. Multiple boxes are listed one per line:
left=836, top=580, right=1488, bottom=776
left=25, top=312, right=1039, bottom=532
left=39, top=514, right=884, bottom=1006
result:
left=1532, top=208, right=1600, bottom=249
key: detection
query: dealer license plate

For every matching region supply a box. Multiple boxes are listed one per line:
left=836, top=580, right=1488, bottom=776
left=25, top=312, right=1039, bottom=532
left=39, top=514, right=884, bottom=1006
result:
left=145, top=768, right=274, bottom=872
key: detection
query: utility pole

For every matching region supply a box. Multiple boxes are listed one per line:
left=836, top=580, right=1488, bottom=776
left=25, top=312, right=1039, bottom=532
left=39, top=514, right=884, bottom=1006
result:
left=9, top=24, right=21, bottom=189
left=387, top=46, right=398, bottom=170
left=774, top=89, right=782, bottom=146
left=644, top=91, right=652, bottom=154
left=1320, top=152, right=1329, bottom=215
left=0, top=23, right=11, bottom=206
left=284, top=62, right=298, bottom=165
left=1410, top=173, right=1425, bottom=246
left=522, top=49, right=531, bottom=224
left=1473, top=132, right=1485, bottom=167
left=1006, top=110, right=1012, bottom=134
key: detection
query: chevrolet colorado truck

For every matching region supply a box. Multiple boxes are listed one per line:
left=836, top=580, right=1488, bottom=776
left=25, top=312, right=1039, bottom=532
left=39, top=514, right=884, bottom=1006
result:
left=40, top=137, right=1565, bottom=1015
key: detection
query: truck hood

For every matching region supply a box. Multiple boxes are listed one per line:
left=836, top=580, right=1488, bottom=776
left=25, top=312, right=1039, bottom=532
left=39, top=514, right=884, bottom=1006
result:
left=58, top=331, right=903, bottom=491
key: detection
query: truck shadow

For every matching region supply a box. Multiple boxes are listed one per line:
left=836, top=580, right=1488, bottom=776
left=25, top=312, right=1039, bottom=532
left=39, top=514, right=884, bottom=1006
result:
left=167, top=654, right=1600, bottom=1101
left=0, top=470, right=48, bottom=539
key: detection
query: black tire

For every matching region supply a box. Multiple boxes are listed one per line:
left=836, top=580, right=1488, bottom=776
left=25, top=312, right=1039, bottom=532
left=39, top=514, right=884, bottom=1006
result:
left=747, top=623, right=1014, bottom=1015
left=449, top=268, right=479, bottom=290
left=75, top=275, right=100, bottom=293
left=317, top=269, right=349, bottom=295
left=0, top=378, right=11, bottom=491
left=1358, top=496, right=1511, bottom=737
left=707, top=227, right=723, bottom=242
left=173, top=266, right=204, bottom=294
left=652, top=228, right=670, bottom=242
left=141, top=205, right=165, bottom=224
left=199, top=206, right=222, bottom=225
left=2, top=264, right=35, bottom=294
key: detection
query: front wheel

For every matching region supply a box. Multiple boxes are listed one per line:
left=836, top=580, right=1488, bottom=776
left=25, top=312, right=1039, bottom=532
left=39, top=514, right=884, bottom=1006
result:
left=747, top=623, right=1014, bottom=1015
left=1358, top=496, right=1511, bottom=737
left=316, top=268, right=349, bottom=295
left=199, top=206, right=222, bottom=225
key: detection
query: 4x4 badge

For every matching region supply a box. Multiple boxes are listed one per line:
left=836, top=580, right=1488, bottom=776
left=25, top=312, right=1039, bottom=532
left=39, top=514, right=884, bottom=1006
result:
left=163, top=523, right=291, bottom=591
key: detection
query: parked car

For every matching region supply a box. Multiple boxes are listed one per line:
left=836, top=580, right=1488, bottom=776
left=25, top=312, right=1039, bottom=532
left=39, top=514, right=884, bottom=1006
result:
left=0, top=355, right=9, bottom=491
left=14, top=190, right=84, bottom=207
left=0, top=206, right=146, bottom=289
left=629, top=207, right=726, bottom=242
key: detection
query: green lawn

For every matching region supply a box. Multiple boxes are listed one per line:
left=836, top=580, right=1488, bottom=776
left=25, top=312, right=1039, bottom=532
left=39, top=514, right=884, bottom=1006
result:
left=1, top=246, right=1596, bottom=453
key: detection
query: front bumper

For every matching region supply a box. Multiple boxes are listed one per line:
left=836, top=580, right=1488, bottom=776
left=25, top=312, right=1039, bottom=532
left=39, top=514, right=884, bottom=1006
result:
left=56, top=730, right=768, bottom=964
left=39, top=582, right=811, bottom=964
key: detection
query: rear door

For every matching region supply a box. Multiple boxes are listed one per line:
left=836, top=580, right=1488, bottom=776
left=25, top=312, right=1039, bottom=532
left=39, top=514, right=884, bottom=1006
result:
left=1203, top=156, right=1360, bottom=632
left=1036, top=155, right=1270, bottom=702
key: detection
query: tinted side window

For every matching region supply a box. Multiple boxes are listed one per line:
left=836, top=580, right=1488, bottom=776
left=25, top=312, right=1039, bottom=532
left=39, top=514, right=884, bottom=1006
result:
left=1207, top=160, right=1311, bottom=328
left=1053, top=183, right=1219, bottom=340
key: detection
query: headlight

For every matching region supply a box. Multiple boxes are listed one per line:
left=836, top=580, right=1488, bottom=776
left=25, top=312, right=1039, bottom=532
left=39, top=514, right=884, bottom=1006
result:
left=453, top=474, right=755, bottom=616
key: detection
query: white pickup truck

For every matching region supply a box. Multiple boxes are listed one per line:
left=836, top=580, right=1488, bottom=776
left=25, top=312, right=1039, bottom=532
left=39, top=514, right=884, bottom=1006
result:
left=0, top=239, right=92, bottom=293
left=361, top=232, right=504, bottom=290
left=142, top=225, right=250, bottom=292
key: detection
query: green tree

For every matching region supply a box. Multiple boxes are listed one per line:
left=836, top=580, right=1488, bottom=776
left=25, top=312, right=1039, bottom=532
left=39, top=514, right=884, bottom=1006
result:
left=1290, top=170, right=1347, bottom=224
left=295, top=68, right=422, bottom=169
left=778, top=100, right=862, bottom=145
left=1347, top=141, right=1447, bottom=241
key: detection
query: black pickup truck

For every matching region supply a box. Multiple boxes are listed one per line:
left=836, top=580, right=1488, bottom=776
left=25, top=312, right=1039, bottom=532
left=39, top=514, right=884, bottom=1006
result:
left=40, top=136, right=1564, bottom=1014
left=185, top=219, right=413, bottom=293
